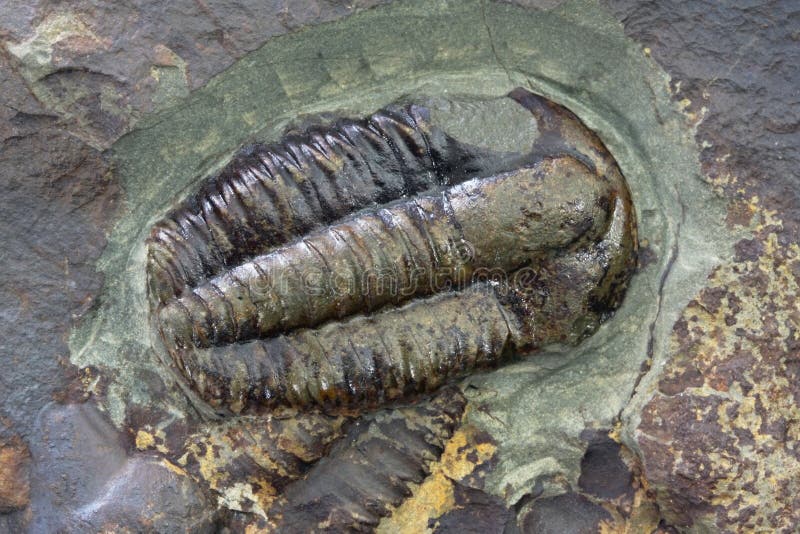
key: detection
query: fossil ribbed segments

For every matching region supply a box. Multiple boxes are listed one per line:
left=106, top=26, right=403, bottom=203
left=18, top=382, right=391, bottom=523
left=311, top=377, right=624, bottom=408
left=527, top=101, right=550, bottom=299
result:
left=148, top=88, right=638, bottom=414
left=146, top=104, right=529, bottom=307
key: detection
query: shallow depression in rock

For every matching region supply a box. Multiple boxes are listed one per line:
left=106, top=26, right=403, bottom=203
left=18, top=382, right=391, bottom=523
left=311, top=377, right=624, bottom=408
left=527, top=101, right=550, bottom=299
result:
left=69, top=0, right=733, bottom=520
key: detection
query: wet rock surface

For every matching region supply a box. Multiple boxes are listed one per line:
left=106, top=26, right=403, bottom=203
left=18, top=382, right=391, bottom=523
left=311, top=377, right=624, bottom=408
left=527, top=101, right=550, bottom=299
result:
left=1, top=0, right=798, bottom=532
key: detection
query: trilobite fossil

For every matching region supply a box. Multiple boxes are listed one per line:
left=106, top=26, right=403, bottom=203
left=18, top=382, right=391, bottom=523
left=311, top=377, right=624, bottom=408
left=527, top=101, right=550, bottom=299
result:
left=147, top=88, right=637, bottom=415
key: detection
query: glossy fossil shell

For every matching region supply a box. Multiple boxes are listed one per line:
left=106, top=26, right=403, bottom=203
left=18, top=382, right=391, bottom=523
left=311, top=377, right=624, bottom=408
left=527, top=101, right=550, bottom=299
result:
left=147, top=88, right=638, bottom=415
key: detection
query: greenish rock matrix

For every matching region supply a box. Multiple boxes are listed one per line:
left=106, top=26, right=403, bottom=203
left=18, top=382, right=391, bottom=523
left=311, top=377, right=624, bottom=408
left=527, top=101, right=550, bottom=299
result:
left=69, top=0, right=734, bottom=514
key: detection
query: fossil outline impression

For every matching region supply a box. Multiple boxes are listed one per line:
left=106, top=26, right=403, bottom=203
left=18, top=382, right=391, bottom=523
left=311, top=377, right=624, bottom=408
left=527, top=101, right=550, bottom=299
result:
left=147, top=88, right=637, bottom=414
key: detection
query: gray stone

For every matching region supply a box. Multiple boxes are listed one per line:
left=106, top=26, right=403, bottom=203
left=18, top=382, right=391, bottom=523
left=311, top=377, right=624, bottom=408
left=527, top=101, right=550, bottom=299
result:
left=70, top=457, right=216, bottom=532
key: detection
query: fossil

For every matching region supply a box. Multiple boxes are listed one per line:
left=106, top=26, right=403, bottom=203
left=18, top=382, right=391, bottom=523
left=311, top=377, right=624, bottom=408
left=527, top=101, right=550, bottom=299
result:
left=147, top=88, right=637, bottom=415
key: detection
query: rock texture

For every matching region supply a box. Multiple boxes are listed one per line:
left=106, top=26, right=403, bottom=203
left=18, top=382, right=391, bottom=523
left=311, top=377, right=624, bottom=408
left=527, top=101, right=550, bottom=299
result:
left=604, top=0, right=800, bottom=530
left=0, top=434, right=30, bottom=513
left=267, top=389, right=467, bottom=531
left=1, top=0, right=798, bottom=532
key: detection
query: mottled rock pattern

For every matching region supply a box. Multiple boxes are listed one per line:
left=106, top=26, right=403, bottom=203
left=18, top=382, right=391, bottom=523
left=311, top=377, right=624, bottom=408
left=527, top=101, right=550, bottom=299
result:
left=377, top=422, right=502, bottom=533
left=1, top=0, right=798, bottom=531
left=267, top=389, right=466, bottom=531
left=1, top=0, right=389, bottom=148
left=177, top=412, right=348, bottom=516
left=0, top=434, right=30, bottom=513
left=382, top=426, right=670, bottom=533
left=636, top=213, right=800, bottom=531
left=604, top=0, right=800, bottom=530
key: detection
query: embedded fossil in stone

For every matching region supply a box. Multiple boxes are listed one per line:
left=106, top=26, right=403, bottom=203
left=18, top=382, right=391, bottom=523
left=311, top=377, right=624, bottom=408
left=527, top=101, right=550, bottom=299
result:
left=147, top=88, right=637, bottom=415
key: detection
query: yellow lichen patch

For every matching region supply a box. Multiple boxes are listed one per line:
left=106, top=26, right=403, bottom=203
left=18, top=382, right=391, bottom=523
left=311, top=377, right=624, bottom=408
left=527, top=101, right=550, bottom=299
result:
left=377, top=425, right=497, bottom=534
left=134, top=425, right=169, bottom=453
left=218, top=482, right=269, bottom=515
left=79, top=366, right=104, bottom=398
left=135, top=429, right=156, bottom=450
left=439, top=426, right=496, bottom=481
left=160, top=458, right=188, bottom=477
left=244, top=522, right=268, bottom=534
left=185, top=436, right=277, bottom=516
left=674, top=94, right=707, bottom=125
left=724, top=195, right=758, bottom=228
left=595, top=483, right=662, bottom=534
left=180, top=415, right=346, bottom=517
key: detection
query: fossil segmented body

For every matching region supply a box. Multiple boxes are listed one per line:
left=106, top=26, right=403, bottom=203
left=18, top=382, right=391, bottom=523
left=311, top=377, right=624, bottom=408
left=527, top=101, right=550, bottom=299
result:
left=147, top=103, right=531, bottom=307
left=148, top=88, right=638, bottom=415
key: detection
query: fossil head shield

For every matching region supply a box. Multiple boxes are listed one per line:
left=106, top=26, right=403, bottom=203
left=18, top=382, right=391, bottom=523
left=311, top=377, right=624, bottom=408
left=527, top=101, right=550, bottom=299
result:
left=146, top=88, right=637, bottom=415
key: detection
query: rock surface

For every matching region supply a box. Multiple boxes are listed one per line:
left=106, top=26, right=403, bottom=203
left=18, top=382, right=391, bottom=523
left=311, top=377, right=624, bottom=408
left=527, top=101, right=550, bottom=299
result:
left=605, top=1, right=800, bottom=530
left=1, top=0, right=798, bottom=532
left=0, top=434, right=30, bottom=513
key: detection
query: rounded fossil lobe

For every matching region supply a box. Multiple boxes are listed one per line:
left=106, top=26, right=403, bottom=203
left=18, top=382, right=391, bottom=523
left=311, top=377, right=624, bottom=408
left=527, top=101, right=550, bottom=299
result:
left=147, top=88, right=638, bottom=415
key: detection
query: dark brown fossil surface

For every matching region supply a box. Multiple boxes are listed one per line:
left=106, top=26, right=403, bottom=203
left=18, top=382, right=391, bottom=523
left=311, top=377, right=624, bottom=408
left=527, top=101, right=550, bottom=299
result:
left=148, top=88, right=637, bottom=415
left=263, top=387, right=467, bottom=532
